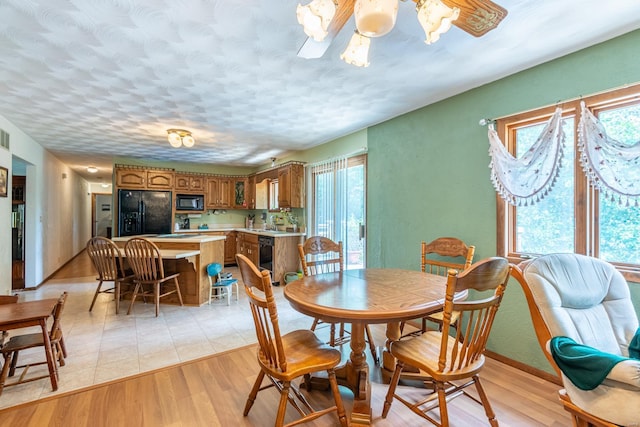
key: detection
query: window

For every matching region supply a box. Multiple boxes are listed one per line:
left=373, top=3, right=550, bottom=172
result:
left=308, top=154, right=367, bottom=269
left=496, top=84, right=640, bottom=280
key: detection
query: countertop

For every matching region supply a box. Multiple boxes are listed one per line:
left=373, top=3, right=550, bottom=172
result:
left=112, top=234, right=226, bottom=243
left=178, top=228, right=306, bottom=238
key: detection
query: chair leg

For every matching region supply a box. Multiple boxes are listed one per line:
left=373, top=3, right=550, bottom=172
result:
left=435, top=380, right=450, bottom=426
left=329, top=323, right=336, bottom=347
left=226, top=287, right=231, bottom=306
left=89, top=280, right=104, bottom=312
left=365, top=325, right=378, bottom=364
left=244, top=370, right=265, bottom=416
left=114, top=280, right=121, bottom=315
left=327, top=368, right=348, bottom=427
left=0, top=353, right=13, bottom=396
left=473, top=375, right=498, bottom=426
left=275, top=380, right=291, bottom=427
left=382, top=360, right=404, bottom=418
left=127, top=282, right=141, bottom=315
left=174, top=277, right=183, bottom=306
left=233, top=283, right=239, bottom=302
left=310, top=318, right=319, bottom=331
left=9, top=351, right=19, bottom=377
left=155, top=282, right=160, bottom=317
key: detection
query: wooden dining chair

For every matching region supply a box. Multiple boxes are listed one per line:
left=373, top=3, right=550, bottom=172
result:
left=86, top=236, right=134, bottom=314
left=0, top=292, right=68, bottom=396
left=298, top=236, right=378, bottom=363
left=235, top=253, right=348, bottom=427
left=382, top=257, right=511, bottom=426
left=124, top=237, right=183, bottom=317
left=401, top=237, right=475, bottom=337
left=0, top=295, right=19, bottom=348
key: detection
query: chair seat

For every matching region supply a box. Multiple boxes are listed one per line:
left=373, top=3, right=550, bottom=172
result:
left=258, top=329, right=342, bottom=381
left=2, top=333, right=46, bottom=352
left=391, top=331, right=485, bottom=382
left=214, top=278, right=238, bottom=287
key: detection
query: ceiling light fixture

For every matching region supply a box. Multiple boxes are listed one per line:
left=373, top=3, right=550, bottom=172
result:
left=87, top=166, right=98, bottom=173
left=297, top=0, right=460, bottom=67
left=297, top=0, right=337, bottom=41
left=167, top=129, right=195, bottom=148
left=340, top=31, right=371, bottom=67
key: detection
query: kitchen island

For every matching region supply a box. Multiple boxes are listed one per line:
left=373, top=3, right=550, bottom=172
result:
left=113, top=234, right=225, bottom=306
left=179, top=227, right=306, bottom=285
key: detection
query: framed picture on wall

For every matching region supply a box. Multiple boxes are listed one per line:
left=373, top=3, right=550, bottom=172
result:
left=0, top=166, right=7, bottom=198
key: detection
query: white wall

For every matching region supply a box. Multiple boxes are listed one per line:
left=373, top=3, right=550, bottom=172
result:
left=0, top=114, right=92, bottom=294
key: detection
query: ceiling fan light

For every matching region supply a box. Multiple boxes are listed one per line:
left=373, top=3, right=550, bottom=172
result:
left=354, top=0, right=399, bottom=38
left=168, top=131, right=182, bottom=147
left=182, top=135, right=195, bottom=148
left=297, top=0, right=337, bottom=42
left=340, top=31, right=371, bottom=67
left=416, top=0, right=460, bottom=45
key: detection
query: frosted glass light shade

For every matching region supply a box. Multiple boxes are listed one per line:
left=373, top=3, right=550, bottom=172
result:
left=416, top=0, right=460, bottom=44
left=340, top=31, right=371, bottom=67
left=168, top=132, right=182, bottom=147
left=182, top=135, right=195, bottom=148
left=296, top=0, right=337, bottom=42
left=354, top=0, right=398, bottom=37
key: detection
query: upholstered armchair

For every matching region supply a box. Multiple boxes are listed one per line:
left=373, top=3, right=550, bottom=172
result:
left=513, top=253, right=640, bottom=426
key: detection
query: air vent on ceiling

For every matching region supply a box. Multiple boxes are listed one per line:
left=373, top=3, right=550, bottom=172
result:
left=0, top=129, right=9, bottom=150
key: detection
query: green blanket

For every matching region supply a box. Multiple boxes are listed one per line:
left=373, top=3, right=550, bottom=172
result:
left=550, top=328, right=640, bottom=391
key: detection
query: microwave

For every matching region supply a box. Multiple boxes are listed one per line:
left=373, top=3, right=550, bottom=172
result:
left=176, top=194, right=204, bottom=211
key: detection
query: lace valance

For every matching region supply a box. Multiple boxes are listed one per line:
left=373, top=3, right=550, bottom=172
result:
left=578, top=101, right=640, bottom=205
left=488, top=108, right=565, bottom=206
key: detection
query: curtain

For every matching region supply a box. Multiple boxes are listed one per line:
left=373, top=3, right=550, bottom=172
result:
left=306, top=155, right=348, bottom=243
left=488, top=107, right=565, bottom=206
left=578, top=101, right=640, bottom=205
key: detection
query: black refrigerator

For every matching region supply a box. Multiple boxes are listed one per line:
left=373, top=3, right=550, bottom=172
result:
left=118, top=190, right=172, bottom=236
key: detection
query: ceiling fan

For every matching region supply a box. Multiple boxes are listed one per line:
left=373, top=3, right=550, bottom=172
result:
left=296, top=0, right=507, bottom=64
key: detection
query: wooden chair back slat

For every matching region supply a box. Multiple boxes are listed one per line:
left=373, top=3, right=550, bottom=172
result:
left=236, top=254, right=287, bottom=372
left=298, top=236, right=343, bottom=277
left=437, top=258, right=510, bottom=374
left=124, top=238, right=165, bottom=281
left=86, top=237, right=125, bottom=281
left=421, top=237, right=475, bottom=276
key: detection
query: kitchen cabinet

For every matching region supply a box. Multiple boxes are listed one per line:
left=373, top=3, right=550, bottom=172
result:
left=224, top=230, right=237, bottom=265
left=232, top=178, right=248, bottom=209
left=237, top=232, right=259, bottom=266
left=116, top=168, right=174, bottom=190
left=206, top=177, right=231, bottom=209
left=277, top=164, right=304, bottom=208
left=246, top=176, right=255, bottom=209
left=175, top=174, right=205, bottom=193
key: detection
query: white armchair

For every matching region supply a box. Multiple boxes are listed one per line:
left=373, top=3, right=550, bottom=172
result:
left=512, top=253, right=640, bottom=426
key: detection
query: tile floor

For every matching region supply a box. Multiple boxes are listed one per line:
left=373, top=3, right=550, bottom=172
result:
left=0, top=267, right=318, bottom=410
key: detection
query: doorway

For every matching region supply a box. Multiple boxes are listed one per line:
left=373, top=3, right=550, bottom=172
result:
left=308, top=153, right=367, bottom=270
left=92, top=193, right=112, bottom=238
left=11, top=175, right=25, bottom=289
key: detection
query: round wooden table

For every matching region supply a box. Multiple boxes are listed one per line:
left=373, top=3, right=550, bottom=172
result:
left=284, top=268, right=466, bottom=425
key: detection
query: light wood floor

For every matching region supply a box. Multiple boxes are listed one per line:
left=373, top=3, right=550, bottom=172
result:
left=0, top=252, right=572, bottom=426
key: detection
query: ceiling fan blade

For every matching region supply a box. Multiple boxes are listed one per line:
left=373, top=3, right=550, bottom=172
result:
left=443, top=0, right=507, bottom=37
left=297, top=0, right=356, bottom=59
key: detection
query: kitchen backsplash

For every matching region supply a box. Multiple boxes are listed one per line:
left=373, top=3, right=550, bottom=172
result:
left=175, top=208, right=305, bottom=230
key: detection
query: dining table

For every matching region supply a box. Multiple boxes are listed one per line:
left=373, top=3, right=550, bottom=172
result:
left=284, top=268, right=467, bottom=425
left=0, top=298, right=59, bottom=394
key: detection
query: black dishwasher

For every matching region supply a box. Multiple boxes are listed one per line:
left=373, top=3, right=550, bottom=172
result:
left=258, top=235, right=278, bottom=285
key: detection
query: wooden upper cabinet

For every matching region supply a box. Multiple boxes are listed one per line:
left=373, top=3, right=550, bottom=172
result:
left=116, top=169, right=146, bottom=189
left=232, top=178, right=248, bottom=209
left=278, top=164, right=304, bottom=208
left=116, top=168, right=174, bottom=190
left=206, top=177, right=232, bottom=209
left=175, top=174, right=205, bottom=193
left=146, top=170, right=174, bottom=189
left=246, top=175, right=255, bottom=209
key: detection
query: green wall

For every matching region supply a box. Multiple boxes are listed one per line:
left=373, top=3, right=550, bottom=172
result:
left=366, top=29, right=640, bottom=373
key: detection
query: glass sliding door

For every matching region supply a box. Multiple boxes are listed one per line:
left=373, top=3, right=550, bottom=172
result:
left=308, top=154, right=367, bottom=269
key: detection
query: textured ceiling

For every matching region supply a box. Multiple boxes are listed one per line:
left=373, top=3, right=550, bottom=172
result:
left=1, top=0, right=640, bottom=183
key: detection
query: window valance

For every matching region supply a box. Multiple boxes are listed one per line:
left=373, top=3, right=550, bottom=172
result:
left=578, top=101, right=640, bottom=206
left=488, top=108, right=565, bottom=206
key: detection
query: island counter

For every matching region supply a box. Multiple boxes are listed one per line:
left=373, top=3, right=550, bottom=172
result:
left=113, top=234, right=225, bottom=306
